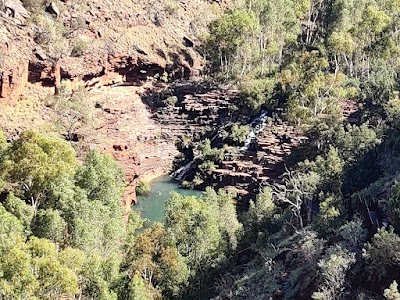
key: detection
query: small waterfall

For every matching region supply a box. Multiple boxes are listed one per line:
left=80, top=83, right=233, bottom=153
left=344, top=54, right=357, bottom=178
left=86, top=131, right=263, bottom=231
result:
left=171, top=160, right=194, bottom=181
left=239, top=110, right=269, bottom=152
left=172, top=110, right=270, bottom=180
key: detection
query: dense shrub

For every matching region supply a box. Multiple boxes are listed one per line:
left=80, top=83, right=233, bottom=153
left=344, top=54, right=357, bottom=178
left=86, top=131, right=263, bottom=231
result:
left=136, top=181, right=151, bottom=196
left=70, top=38, right=87, bottom=57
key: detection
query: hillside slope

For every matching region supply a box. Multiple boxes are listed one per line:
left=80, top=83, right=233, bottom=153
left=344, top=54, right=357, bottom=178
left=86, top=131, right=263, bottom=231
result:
left=0, top=0, right=229, bottom=208
left=1, top=0, right=227, bottom=100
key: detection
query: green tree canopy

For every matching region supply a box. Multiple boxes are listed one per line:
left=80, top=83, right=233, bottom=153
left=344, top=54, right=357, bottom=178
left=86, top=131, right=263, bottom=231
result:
left=0, top=131, right=77, bottom=213
left=75, top=150, right=125, bottom=208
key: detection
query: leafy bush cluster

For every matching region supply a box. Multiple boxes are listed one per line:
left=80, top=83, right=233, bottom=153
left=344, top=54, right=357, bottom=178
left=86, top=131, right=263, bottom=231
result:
left=48, top=82, right=94, bottom=141
left=0, top=130, right=243, bottom=299
left=0, top=131, right=125, bottom=299
left=203, top=0, right=400, bottom=119
left=199, top=0, right=400, bottom=298
left=136, top=181, right=151, bottom=196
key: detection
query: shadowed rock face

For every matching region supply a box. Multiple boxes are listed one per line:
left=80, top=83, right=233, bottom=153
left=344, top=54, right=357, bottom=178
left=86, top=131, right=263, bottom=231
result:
left=0, top=47, right=200, bottom=102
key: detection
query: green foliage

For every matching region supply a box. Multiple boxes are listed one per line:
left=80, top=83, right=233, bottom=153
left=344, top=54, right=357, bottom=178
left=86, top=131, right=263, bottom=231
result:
left=203, top=0, right=305, bottom=109
left=3, top=193, right=34, bottom=233
left=58, top=246, right=86, bottom=274
left=205, top=8, right=258, bottom=76
left=191, top=174, right=204, bottom=187
left=50, top=84, right=94, bottom=141
left=81, top=254, right=119, bottom=300
left=1, top=131, right=77, bottom=213
left=30, top=14, right=69, bottom=60
left=205, top=0, right=302, bottom=79
left=0, top=130, right=130, bottom=299
left=333, top=123, right=380, bottom=163
left=125, top=223, right=188, bottom=298
left=27, top=237, right=79, bottom=299
left=312, top=246, right=356, bottom=300
left=32, top=209, right=67, bottom=245
left=385, top=93, right=400, bottom=128
left=338, top=218, right=368, bottom=249
left=71, top=38, right=88, bottom=57
left=0, top=242, right=38, bottom=299
left=129, top=275, right=154, bottom=300
left=246, top=187, right=277, bottom=232
left=187, top=0, right=400, bottom=298
left=362, top=60, right=398, bottom=107
left=164, top=95, right=178, bottom=107
left=239, top=76, right=276, bottom=111
left=364, top=229, right=400, bottom=283
left=388, top=182, right=400, bottom=233
left=227, top=124, right=250, bottom=145
left=0, top=235, right=81, bottom=300
left=165, top=190, right=241, bottom=271
left=126, top=210, right=145, bottom=242
left=0, top=129, right=8, bottom=158
left=304, top=120, right=381, bottom=179
left=315, top=147, right=344, bottom=190
left=21, top=0, right=47, bottom=11
left=136, top=181, right=151, bottom=196
left=316, top=195, right=341, bottom=228
left=4, top=0, right=400, bottom=297
left=281, top=51, right=346, bottom=124
left=274, top=169, right=320, bottom=228
left=203, top=188, right=243, bottom=250
left=198, top=139, right=227, bottom=163
left=281, top=230, right=326, bottom=298
left=75, top=150, right=125, bottom=208
left=180, top=180, right=193, bottom=189
left=164, top=193, right=222, bottom=266
left=198, top=160, right=216, bottom=175
left=0, top=204, right=25, bottom=251
left=300, top=146, right=345, bottom=193
left=70, top=199, right=125, bottom=257
left=0, top=131, right=7, bottom=191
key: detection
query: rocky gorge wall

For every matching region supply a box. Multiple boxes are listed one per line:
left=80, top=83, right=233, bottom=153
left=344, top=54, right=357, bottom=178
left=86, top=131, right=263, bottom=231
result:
left=0, top=59, right=29, bottom=101
left=0, top=0, right=226, bottom=100
left=0, top=0, right=228, bottom=212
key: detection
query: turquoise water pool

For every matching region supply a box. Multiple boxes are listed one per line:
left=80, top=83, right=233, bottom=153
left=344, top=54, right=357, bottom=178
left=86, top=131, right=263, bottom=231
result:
left=134, top=175, right=202, bottom=223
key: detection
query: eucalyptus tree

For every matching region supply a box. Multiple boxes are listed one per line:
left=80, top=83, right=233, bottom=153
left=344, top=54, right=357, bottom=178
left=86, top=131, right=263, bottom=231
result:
left=0, top=131, right=78, bottom=214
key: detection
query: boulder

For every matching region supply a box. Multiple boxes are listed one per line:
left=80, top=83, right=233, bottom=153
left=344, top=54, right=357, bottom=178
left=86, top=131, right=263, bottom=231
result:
left=4, top=0, right=29, bottom=24
left=183, top=36, right=194, bottom=48
left=33, top=47, right=47, bottom=61
left=45, top=2, right=60, bottom=17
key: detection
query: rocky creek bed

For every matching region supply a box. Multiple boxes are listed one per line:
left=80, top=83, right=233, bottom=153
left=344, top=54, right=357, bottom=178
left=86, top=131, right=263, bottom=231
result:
left=141, top=80, right=308, bottom=204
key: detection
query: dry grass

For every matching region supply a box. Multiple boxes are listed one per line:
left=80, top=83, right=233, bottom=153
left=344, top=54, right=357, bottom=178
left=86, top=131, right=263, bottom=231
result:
left=61, top=0, right=225, bottom=68
left=0, top=82, right=69, bottom=137
left=0, top=0, right=228, bottom=99
left=1, top=0, right=226, bottom=75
